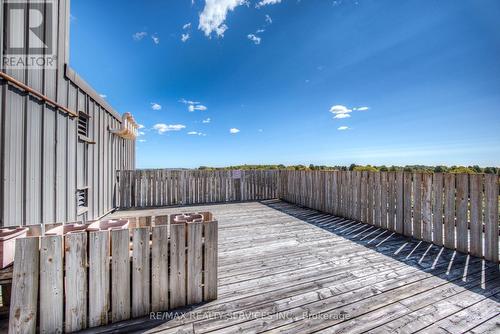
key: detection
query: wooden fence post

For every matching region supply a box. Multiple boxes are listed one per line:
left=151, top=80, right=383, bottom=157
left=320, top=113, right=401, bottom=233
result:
left=204, top=220, right=218, bottom=301
left=484, top=174, right=499, bottom=263
left=111, top=229, right=131, bottom=322
left=132, top=227, right=151, bottom=317
left=8, top=237, right=40, bottom=334
left=40, top=235, right=63, bottom=333
left=170, top=223, right=187, bottom=309
left=65, top=232, right=88, bottom=332
left=187, top=222, right=203, bottom=304
left=89, top=231, right=110, bottom=327
left=152, top=225, right=169, bottom=312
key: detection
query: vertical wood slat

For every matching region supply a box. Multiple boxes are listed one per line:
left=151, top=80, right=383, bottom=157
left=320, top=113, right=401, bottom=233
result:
left=387, top=173, right=395, bottom=231
left=360, top=172, right=367, bottom=223
left=111, top=229, right=131, bottom=322
left=469, top=174, right=483, bottom=257
left=65, top=232, right=88, bottom=332
left=395, top=172, right=404, bottom=234
left=204, top=220, right=218, bottom=301
left=484, top=174, right=499, bottom=263
left=380, top=172, right=388, bottom=229
left=444, top=173, right=456, bottom=250
left=413, top=173, right=422, bottom=239
left=455, top=174, right=469, bottom=253
left=432, top=173, right=444, bottom=246
left=187, top=222, right=203, bottom=305
left=367, top=172, right=374, bottom=225
left=152, top=225, right=169, bottom=312
left=89, top=231, right=110, bottom=327
left=170, top=223, right=187, bottom=309
left=40, top=235, right=63, bottom=334
left=373, top=172, right=381, bottom=227
left=132, top=227, right=151, bottom=317
left=403, top=172, right=412, bottom=237
left=421, top=173, right=433, bottom=242
left=8, top=237, right=40, bottom=334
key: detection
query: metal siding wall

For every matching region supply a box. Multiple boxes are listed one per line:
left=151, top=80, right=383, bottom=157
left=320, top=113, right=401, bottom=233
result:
left=0, top=0, right=136, bottom=226
left=3, top=86, right=25, bottom=226
left=0, top=82, right=4, bottom=227
left=67, top=84, right=77, bottom=222
left=42, top=106, right=56, bottom=224
left=89, top=100, right=97, bottom=219
left=0, top=1, right=3, bottom=227
left=24, top=4, right=45, bottom=223
left=25, top=98, right=43, bottom=225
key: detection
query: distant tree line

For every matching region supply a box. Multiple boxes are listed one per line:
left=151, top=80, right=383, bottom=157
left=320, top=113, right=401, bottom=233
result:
left=198, top=164, right=500, bottom=174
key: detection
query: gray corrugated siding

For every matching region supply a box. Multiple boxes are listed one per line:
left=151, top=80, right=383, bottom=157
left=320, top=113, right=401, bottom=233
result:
left=0, top=0, right=136, bottom=226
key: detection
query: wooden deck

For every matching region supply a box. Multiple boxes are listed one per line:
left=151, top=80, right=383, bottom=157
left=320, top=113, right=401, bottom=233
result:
left=91, top=200, right=499, bottom=334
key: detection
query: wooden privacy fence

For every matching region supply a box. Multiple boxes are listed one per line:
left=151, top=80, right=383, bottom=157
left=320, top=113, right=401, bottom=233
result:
left=117, top=169, right=280, bottom=209
left=280, top=170, right=499, bottom=263
left=8, top=218, right=218, bottom=333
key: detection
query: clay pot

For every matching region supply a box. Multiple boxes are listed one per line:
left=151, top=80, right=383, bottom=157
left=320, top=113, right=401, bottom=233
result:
left=0, top=228, right=29, bottom=268
left=45, top=224, right=89, bottom=236
left=86, top=219, right=129, bottom=232
left=172, top=213, right=204, bottom=224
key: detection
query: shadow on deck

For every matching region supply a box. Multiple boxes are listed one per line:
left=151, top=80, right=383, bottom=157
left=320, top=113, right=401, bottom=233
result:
left=88, top=200, right=499, bottom=334
left=263, top=200, right=500, bottom=302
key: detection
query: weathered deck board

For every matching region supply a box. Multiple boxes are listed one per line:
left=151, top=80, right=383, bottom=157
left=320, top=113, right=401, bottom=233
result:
left=94, top=200, right=500, bottom=334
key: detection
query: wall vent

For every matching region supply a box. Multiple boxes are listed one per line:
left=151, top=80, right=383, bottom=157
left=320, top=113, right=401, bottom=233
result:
left=78, top=114, right=89, bottom=137
left=77, top=188, right=88, bottom=208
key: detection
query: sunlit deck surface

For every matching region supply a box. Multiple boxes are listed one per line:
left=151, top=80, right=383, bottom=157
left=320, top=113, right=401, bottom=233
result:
left=95, top=200, right=500, bottom=334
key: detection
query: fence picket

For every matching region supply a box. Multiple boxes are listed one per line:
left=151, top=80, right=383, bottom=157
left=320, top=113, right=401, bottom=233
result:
left=40, top=235, right=63, bottom=333
left=8, top=237, right=39, bottom=334
left=89, top=231, right=110, bottom=327
left=132, top=227, right=151, bottom=317
left=111, top=229, right=131, bottom=322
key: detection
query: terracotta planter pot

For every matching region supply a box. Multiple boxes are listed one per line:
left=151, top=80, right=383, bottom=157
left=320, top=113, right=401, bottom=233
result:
left=198, top=212, right=213, bottom=222
left=45, top=223, right=89, bottom=236
left=86, top=219, right=129, bottom=232
left=172, top=213, right=204, bottom=224
left=0, top=228, right=29, bottom=268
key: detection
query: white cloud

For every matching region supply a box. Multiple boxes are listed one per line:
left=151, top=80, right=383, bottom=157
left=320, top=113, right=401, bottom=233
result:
left=229, top=128, right=240, bottom=134
left=256, top=0, right=282, bottom=8
left=198, top=0, right=246, bottom=37
left=179, top=98, right=208, bottom=112
left=329, top=105, right=352, bottom=114
left=99, top=94, right=107, bottom=99
left=138, top=131, right=146, bottom=137
left=355, top=106, right=370, bottom=111
left=334, top=113, right=351, bottom=119
left=256, top=28, right=265, bottom=33
left=265, top=14, right=272, bottom=24
left=151, top=34, right=160, bottom=45
left=138, top=139, right=147, bottom=143
left=153, top=124, right=186, bottom=134
left=247, top=34, right=261, bottom=45
left=183, top=22, right=192, bottom=30
left=202, top=118, right=211, bottom=123
left=337, top=126, right=349, bottom=131
left=181, top=33, right=190, bottom=42
left=258, top=129, right=263, bottom=132
left=137, top=124, right=145, bottom=129
left=133, top=31, right=147, bottom=41
left=188, top=131, right=207, bottom=136
left=179, top=98, right=200, bottom=105
left=151, top=103, right=162, bottom=111
left=188, top=104, right=208, bottom=112
left=179, top=98, right=199, bottom=105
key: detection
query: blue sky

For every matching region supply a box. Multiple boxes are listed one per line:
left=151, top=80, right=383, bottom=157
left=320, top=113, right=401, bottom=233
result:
left=70, top=0, right=500, bottom=168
